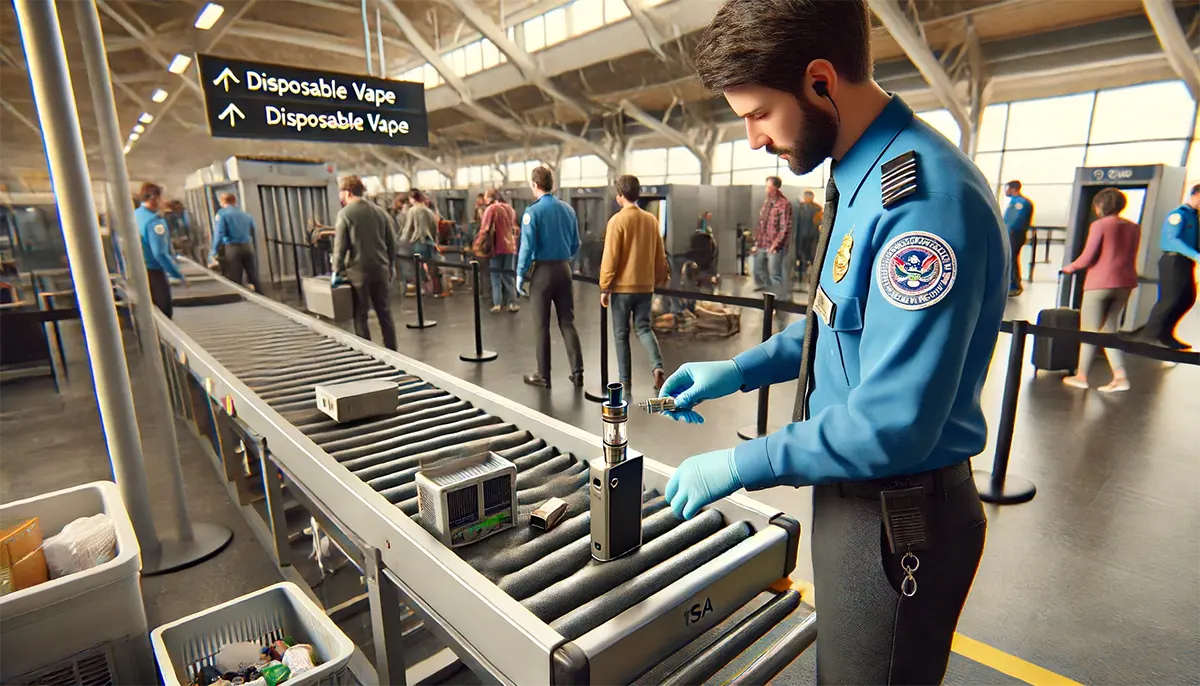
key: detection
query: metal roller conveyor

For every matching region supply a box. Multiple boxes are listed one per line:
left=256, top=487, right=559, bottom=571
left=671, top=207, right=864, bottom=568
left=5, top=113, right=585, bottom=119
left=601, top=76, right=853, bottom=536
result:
left=154, top=261, right=803, bottom=685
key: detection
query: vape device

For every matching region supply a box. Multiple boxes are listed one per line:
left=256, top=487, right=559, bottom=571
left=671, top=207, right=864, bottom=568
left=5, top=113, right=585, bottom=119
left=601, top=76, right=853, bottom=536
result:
left=636, top=396, right=676, bottom=415
left=590, top=383, right=644, bottom=561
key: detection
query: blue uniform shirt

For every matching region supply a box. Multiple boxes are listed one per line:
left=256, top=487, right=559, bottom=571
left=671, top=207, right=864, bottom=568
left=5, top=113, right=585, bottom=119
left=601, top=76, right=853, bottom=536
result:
left=210, top=206, right=257, bottom=261
left=135, top=205, right=185, bottom=280
left=731, top=95, right=1009, bottom=487
left=1160, top=204, right=1199, bottom=263
left=1003, top=194, right=1033, bottom=234
left=516, top=193, right=580, bottom=279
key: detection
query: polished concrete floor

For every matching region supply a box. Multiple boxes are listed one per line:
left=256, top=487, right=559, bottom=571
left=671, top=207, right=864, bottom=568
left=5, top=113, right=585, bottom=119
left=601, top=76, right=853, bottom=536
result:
left=2, top=247, right=1197, bottom=684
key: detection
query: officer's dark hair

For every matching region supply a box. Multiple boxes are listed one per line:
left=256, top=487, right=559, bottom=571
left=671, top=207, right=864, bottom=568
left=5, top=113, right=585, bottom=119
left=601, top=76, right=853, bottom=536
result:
left=1006, top=180, right=1022, bottom=191
left=1189, top=183, right=1200, bottom=197
left=616, top=175, right=641, bottom=202
left=340, top=175, right=366, bottom=197
left=691, top=0, right=873, bottom=96
left=409, top=189, right=425, bottom=204
left=767, top=176, right=782, bottom=189
left=1092, top=187, right=1126, bottom=218
left=531, top=166, right=554, bottom=193
left=139, top=182, right=162, bottom=202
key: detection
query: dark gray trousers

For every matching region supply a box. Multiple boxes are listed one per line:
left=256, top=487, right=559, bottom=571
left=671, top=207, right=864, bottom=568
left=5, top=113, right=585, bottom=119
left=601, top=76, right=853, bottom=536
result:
left=812, top=470, right=986, bottom=685
left=147, top=268, right=173, bottom=319
left=350, top=274, right=397, bottom=351
left=221, top=242, right=263, bottom=293
left=530, top=260, right=583, bottom=379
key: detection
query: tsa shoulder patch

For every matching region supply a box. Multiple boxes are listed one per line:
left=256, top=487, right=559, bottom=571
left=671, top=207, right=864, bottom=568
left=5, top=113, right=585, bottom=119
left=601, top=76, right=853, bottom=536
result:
left=153, top=222, right=166, bottom=235
left=881, top=150, right=918, bottom=208
left=1168, top=213, right=1182, bottom=225
left=523, top=212, right=532, bottom=226
left=876, top=231, right=957, bottom=311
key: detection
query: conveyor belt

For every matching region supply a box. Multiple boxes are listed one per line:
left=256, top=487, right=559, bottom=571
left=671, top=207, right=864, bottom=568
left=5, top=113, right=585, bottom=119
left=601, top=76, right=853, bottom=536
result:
left=174, top=302, right=754, bottom=638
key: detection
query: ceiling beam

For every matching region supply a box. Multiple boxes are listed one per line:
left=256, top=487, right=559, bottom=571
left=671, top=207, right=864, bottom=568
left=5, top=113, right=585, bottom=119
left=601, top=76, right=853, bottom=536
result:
left=869, top=0, right=973, bottom=153
left=528, top=126, right=617, bottom=169
left=379, top=0, right=527, bottom=139
left=0, top=97, right=42, bottom=136
left=619, top=99, right=709, bottom=176
left=442, top=0, right=592, bottom=120
left=1141, top=0, right=1200, bottom=101
left=96, top=0, right=204, bottom=97
left=623, top=0, right=670, bottom=62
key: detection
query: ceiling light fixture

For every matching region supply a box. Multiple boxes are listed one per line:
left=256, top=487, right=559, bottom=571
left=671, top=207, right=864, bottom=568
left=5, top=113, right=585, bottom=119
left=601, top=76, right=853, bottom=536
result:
left=194, top=3, right=224, bottom=30
left=139, top=112, right=153, bottom=123
left=133, top=124, right=145, bottom=133
left=123, top=145, right=132, bottom=154
left=167, top=54, right=192, bottom=74
left=130, top=132, right=140, bottom=141
left=151, top=88, right=168, bottom=103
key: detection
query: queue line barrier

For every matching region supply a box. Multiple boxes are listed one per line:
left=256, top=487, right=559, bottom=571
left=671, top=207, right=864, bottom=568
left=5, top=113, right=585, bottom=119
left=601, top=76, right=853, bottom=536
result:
left=334, top=252, right=1200, bottom=508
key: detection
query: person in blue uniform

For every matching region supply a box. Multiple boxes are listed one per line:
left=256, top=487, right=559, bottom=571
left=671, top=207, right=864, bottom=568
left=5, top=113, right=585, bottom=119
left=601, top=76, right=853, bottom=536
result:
left=1133, top=184, right=1199, bottom=350
left=666, top=1, right=1008, bottom=682
left=516, top=166, right=585, bottom=389
left=208, top=193, right=264, bottom=293
left=1003, top=180, right=1034, bottom=296
left=133, top=182, right=186, bottom=318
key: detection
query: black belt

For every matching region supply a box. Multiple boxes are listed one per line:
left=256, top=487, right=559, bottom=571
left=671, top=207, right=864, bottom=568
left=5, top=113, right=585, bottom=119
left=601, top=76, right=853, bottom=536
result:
left=835, top=461, right=972, bottom=500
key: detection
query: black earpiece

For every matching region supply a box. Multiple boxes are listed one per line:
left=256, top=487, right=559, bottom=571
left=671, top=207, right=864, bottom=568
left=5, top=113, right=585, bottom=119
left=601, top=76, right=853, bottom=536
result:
left=814, top=81, right=829, bottom=98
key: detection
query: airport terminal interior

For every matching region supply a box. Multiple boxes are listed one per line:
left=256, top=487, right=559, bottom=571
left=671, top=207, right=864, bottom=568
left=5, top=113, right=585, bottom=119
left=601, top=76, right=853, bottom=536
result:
left=1, top=0, right=1199, bottom=684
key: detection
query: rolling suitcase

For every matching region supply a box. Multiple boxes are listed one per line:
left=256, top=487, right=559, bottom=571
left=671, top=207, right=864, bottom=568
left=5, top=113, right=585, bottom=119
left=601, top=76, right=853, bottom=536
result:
left=1031, top=273, right=1080, bottom=375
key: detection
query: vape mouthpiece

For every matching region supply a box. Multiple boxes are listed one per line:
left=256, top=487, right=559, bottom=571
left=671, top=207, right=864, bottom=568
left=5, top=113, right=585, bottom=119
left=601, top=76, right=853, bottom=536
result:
left=605, top=382, right=624, bottom=408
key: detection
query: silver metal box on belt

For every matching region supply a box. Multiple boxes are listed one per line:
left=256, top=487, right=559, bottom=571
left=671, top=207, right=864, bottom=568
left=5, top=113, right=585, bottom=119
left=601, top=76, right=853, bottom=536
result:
left=302, top=275, right=353, bottom=321
left=416, top=452, right=517, bottom=548
left=314, top=379, right=398, bottom=422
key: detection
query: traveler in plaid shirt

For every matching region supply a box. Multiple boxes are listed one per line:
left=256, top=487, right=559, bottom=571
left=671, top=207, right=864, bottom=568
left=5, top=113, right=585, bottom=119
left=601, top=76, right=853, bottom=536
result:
left=753, top=176, right=793, bottom=296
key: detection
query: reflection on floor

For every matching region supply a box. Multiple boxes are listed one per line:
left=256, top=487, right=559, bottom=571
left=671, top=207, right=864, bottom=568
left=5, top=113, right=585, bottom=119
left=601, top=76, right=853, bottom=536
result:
left=1, top=248, right=1196, bottom=685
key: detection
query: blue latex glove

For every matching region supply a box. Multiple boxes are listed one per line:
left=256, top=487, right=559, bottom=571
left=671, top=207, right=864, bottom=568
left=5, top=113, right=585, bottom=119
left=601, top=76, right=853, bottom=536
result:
left=658, top=360, right=745, bottom=424
left=516, top=275, right=525, bottom=295
left=330, top=274, right=347, bottom=288
left=666, top=448, right=742, bottom=520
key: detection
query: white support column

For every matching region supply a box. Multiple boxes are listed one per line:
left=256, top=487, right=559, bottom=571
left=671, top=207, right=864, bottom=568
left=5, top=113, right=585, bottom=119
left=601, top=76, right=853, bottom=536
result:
left=869, top=0, right=973, bottom=154
left=622, top=0, right=669, bottom=62
left=531, top=126, right=617, bottom=170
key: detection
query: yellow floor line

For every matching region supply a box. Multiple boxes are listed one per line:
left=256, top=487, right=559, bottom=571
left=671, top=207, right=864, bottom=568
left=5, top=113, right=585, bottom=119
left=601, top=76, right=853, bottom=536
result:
left=772, top=577, right=1084, bottom=686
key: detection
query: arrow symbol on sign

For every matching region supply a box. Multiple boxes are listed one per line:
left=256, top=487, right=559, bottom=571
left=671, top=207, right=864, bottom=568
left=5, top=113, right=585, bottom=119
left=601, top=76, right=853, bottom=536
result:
left=218, top=103, right=245, bottom=127
left=212, top=67, right=240, bottom=92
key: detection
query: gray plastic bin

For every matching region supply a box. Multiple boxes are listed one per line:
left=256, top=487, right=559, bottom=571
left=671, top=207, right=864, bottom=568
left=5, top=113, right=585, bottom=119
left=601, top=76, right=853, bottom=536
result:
left=0, top=481, right=153, bottom=685
left=151, top=581, right=355, bottom=686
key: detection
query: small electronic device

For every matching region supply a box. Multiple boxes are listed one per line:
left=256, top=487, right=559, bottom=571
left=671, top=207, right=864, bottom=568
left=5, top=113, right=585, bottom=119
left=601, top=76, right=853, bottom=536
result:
left=416, top=452, right=517, bottom=548
left=315, top=379, right=398, bottom=423
left=302, top=275, right=354, bottom=321
left=636, top=396, right=676, bottom=415
left=530, top=497, right=569, bottom=532
left=590, top=383, right=643, bottom=562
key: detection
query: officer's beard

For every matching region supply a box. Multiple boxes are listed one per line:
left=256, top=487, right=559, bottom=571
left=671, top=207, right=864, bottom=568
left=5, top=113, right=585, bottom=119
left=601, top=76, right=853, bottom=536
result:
left=768, top=96, right=839, bottom=176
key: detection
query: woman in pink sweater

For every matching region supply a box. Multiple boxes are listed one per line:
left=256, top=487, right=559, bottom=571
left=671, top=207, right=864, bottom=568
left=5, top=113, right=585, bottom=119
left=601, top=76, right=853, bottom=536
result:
left=1060, top=187, right=1142, bottom=392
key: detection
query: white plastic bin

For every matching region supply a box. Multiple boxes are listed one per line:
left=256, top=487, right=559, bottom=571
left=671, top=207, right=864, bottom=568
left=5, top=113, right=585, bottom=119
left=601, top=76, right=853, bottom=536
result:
left=151, top=581, right=355, bottom=686
left=0, top=480, right=153, bottom=685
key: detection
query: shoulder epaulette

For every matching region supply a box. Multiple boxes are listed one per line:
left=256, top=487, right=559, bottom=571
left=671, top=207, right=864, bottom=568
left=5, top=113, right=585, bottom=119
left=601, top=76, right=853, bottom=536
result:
left=881, top=150, right=918, bottom=209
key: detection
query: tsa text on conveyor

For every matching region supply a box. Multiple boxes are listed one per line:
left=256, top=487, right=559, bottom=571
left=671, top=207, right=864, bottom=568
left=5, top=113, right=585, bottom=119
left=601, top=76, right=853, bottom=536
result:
left=196, top=53, right=429, bottom=147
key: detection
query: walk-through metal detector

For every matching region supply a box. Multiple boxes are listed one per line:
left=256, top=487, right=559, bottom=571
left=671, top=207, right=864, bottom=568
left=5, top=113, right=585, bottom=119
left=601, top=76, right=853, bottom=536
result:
left=1058, top=164, right=1187, bottom=329
left=184, top=157, right=338, bottom=296
left=561, top=186, right=611, bottom=277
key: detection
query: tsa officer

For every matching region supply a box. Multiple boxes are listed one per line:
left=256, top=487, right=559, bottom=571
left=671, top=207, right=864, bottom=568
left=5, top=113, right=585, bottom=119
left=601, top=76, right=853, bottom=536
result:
left=662, top=1, right=1008, bottom=683
left=209, top=193, right=264, bottom=293
left=1003, top=180, right=1034, bottom=296
left=134, top=182, right=187, bottom=318
left=1134, top=183, right=1199, bottom=350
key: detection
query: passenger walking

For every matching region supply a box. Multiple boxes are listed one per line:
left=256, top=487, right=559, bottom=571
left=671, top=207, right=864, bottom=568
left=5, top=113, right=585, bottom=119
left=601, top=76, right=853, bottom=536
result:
left=1132, top=183, right=1199, bottom=350
left=599, top=175, right=671, bottom=392
left=795, top=189, right=823, bottom=283
left=1060, top=188, right=1141, bottom=392
left=516, top=166, right=584, bottom=389
left=208, top=193, right=264, bottom=293
left=134, top=182, right=186, bottom=318
left=478, top=189, right=520, bottom=312
left=404, top=190, right=443, bottom=297
left=331, top=175, right=398, bottom=351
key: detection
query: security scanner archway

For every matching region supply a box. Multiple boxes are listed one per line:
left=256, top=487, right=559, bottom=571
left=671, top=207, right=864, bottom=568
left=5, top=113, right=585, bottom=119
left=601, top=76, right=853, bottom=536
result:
left=184, top=157, right=339, bottom=294
left=561, top=186, right=612, bottom=277
left=1058, top=164, right=1187, bottom=328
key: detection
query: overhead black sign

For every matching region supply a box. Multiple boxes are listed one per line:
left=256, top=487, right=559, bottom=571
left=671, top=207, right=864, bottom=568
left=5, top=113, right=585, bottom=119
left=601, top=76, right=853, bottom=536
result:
left=196, top=54, right=428, bottom=147
left=1082, top=166, right=1157, bottom=184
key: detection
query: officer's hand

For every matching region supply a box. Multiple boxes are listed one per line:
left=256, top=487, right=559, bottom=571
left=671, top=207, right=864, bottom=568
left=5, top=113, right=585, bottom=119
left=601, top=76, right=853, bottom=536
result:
left=658, top=360, right=744, bottom=424
left=330, top=274, right=346, bottom=288
left=207, top=260, right=219, bottom=270
left=169, top=277, right=185, bottom=287
left=516, top=276, right=525, bottom=295
left=666, top=449, right=741, bottom=520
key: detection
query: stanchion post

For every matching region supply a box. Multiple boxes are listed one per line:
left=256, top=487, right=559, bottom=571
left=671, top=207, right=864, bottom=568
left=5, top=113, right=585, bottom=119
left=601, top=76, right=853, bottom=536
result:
left=739, top=292, right=777, bottom=440
left=460, top=260, right=497, bottom=363
left=974, top=319, right=1037, bottom=505
left=585, top=301, right=610, bottom=403
left=406, top=253, right=438, bottom=329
